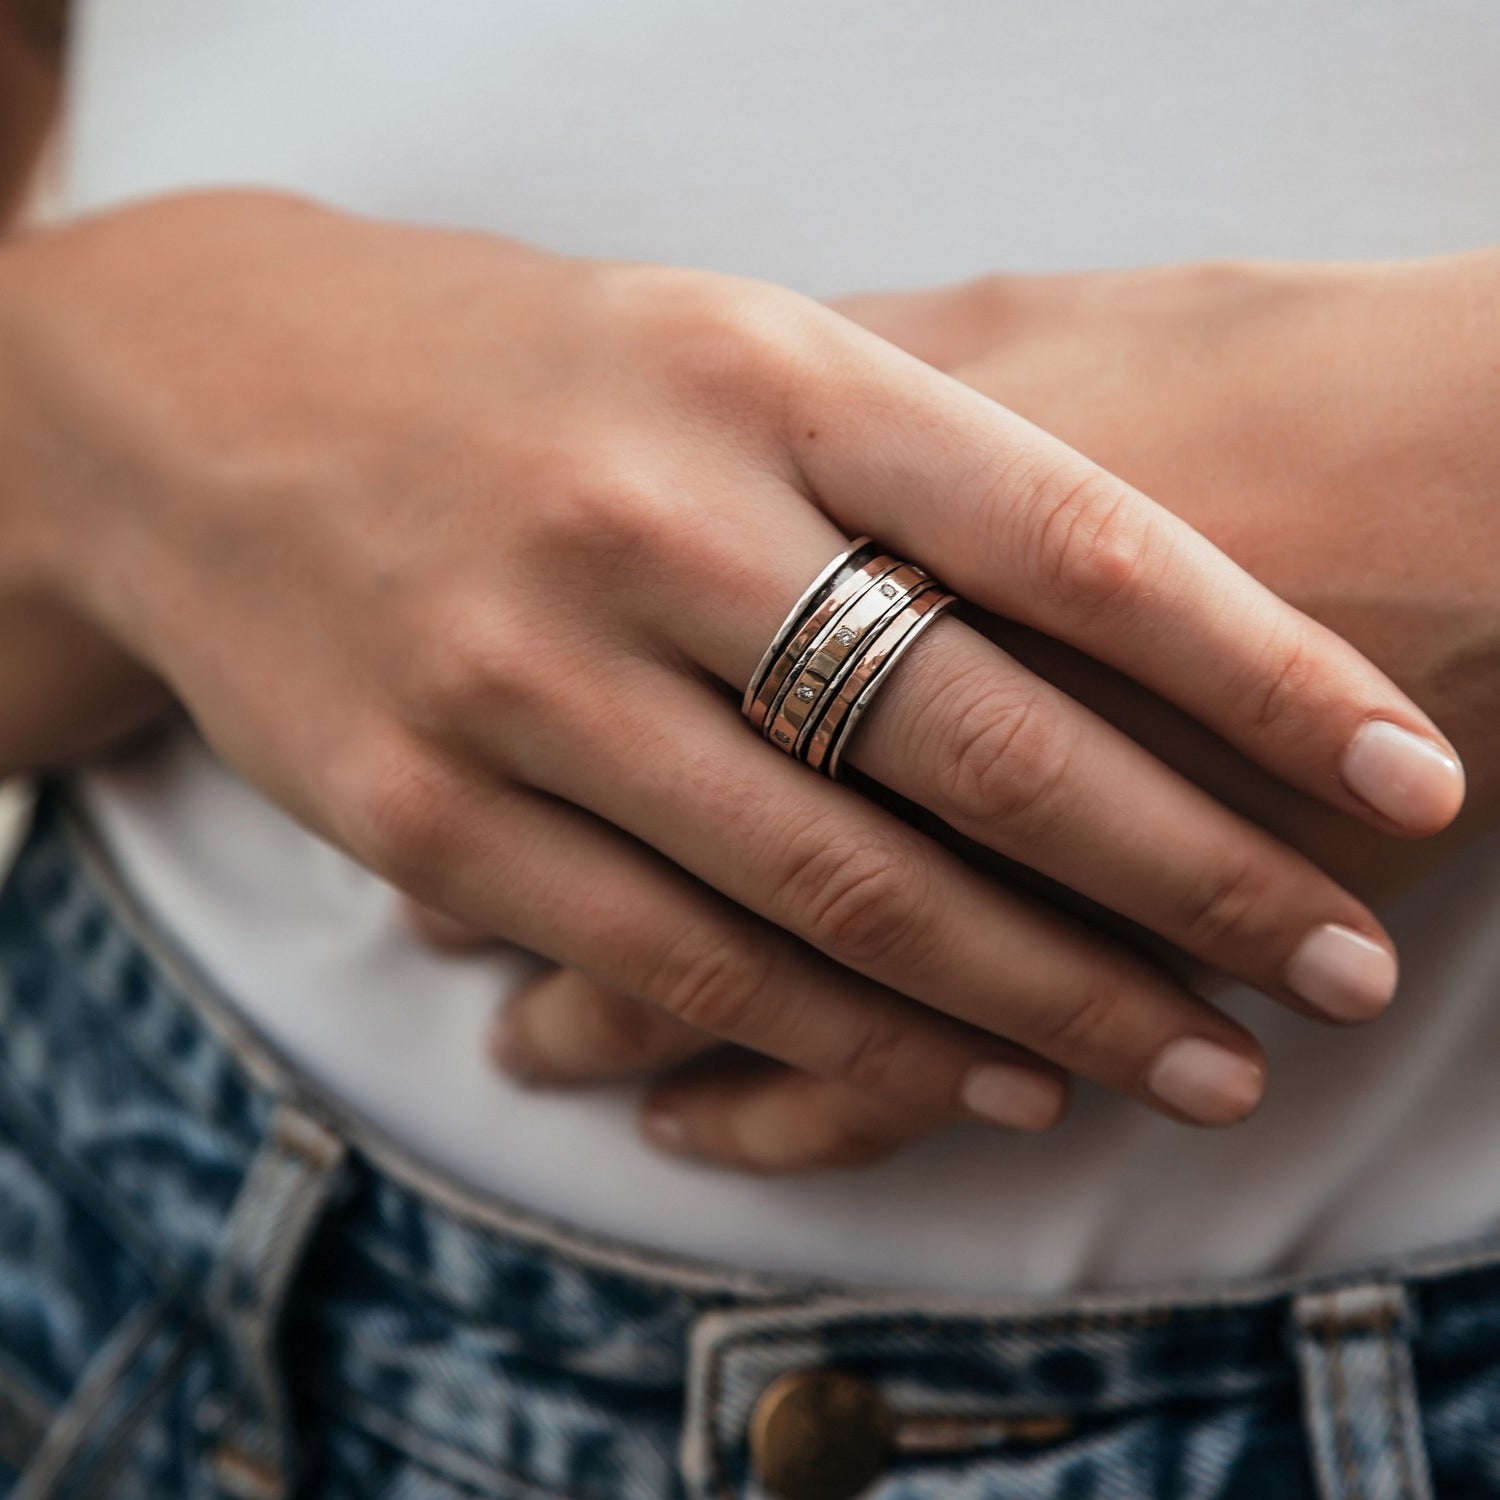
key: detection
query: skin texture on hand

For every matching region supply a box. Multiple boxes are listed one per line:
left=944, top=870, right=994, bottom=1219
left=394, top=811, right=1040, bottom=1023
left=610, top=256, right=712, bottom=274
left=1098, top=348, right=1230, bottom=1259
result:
left=895, top=255, right=1500, bottom=870
left=481, top=252, right=1500, bottom=1173
left=0, top=191, right=1457, bottom=1145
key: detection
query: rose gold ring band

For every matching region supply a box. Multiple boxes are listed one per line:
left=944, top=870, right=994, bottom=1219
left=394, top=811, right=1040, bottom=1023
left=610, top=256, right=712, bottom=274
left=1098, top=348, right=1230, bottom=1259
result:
left=743, top=538, right=888, bottom=730
left=742, top=537, right=957, bottom=779
left=812, top=585, right=956, bottom=777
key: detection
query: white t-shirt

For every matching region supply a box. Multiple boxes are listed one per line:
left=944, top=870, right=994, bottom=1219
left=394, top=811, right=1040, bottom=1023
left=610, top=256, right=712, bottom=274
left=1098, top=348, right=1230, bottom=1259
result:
left=62, top=0, right=1500, bottom=1295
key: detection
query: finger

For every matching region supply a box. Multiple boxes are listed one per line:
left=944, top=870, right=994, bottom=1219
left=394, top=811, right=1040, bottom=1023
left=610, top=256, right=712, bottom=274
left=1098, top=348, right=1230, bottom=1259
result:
left=630, top=515, right=1400, bottom=1025
left=787, top=319, right=1465, bottom=835
left=639, top=1054, right=963, bottom=1174
left=491, top=967, right=713, bottom=1085
left=974, top=617, right=1447, bottom=903
left=347, top=751, right=1069, bottom=1129
left=402, top=898, right=497, bottom=953
left=503, top=666, right=1270, bottom=1126
left=845, top=618, right=1400, bottom=1024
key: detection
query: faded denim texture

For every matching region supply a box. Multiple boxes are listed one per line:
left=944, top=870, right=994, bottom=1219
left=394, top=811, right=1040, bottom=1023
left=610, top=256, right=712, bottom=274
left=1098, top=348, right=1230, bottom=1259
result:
left=2, top=786, right=1499, bottom=1499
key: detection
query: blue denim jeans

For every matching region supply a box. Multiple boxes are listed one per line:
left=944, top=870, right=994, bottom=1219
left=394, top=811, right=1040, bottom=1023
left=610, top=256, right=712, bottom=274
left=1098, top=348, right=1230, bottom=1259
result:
left=2, top=786, right=1499, bottom=1500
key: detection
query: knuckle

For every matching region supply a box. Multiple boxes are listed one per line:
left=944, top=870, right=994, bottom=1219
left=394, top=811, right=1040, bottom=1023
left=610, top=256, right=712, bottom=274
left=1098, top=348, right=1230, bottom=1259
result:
left=777, top=834, right=936, bottom=970
left=952, top=272, right=1048, bottom=346
left=412, top=602, right=537, bottom=726
left=544, top=470, right=681, bottom=561
left=961, top=271, right=1017, bottom=323
left=1176, top=856, right=1278, bottom=954
left=646, top=925, right=777, bottom=1040
left=346, top=747, right=467, bottom=888
left=404, top=901, right=487, bottom=951
left=647, top=275, right=810, bottom=404
left=934, top=675, right=1074, bottom=832
left=1241, top=632, right=1320, bottom=742
left=828, top=1015, right=915, bottom=1097
left=575, top=993, right=682, bottom=1072
left=1026, top=468, right=1159, bottom=623
left=1035, top=979, right=1130, bottom=1068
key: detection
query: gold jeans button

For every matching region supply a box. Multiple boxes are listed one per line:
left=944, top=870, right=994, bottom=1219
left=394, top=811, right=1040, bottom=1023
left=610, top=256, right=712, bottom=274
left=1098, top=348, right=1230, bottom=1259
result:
left=748, top=1369, right=894, bottom=1500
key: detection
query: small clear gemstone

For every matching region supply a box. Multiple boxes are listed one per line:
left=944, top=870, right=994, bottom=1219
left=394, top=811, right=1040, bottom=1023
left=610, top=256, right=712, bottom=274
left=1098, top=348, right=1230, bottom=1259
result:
left=879, top=582, right=898, bottom=597
left=774, top=730, right=791, bottom=744
left=796, top=684, right=816, bottom=702
left=835, top=628, right=856, bottom=646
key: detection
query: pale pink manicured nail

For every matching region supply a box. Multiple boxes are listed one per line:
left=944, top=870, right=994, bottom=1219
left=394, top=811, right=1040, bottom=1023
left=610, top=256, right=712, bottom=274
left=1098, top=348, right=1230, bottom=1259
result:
left=1285, top=924, right=1398, bottom=1022
left=1146, top=1039, right=1264, bottom=1126
left=1341, top=720, right=1464, bottom=832
left=961, top=1064, right=1065, bottom=1132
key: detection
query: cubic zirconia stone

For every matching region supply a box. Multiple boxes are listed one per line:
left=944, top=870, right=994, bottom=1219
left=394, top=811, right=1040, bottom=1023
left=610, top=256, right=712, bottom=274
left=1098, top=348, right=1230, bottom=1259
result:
left=796, top=684, right=816, bottom=702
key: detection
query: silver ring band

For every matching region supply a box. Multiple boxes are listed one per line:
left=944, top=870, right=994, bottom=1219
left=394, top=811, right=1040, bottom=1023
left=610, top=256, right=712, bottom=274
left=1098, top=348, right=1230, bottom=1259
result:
left=743, top=537, right=956, bottom=779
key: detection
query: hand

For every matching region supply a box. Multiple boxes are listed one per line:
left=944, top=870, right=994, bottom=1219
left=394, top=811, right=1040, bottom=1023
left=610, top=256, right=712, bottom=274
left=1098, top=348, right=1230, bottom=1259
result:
left=2, top=193, right=1456, bottom=1141
left=487, top=253, right=1500, bottom=1171
left=406, top=896, right=942, bottom=1170
left=873, top=254, right=1500, bottom=875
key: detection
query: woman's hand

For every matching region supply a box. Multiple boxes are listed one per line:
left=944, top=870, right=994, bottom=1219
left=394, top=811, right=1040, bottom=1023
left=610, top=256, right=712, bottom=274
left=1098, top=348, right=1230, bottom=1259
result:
left=841, top=254, right=1500, bottom=882
left=0, top=193, right=1458, bottom=1137
left=481, top=252, right=1500, bottom=1172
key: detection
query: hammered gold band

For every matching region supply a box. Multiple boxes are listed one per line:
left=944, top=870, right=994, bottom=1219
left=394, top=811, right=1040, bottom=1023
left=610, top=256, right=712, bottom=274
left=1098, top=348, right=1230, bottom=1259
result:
left=743, top=537, right=957, bottom=778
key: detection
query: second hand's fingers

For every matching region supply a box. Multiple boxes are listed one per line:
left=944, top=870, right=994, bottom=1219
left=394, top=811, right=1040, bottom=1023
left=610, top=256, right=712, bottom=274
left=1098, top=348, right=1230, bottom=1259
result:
left=492, top=967, right=713, bottom=1085
left=400, top=907, right=717, bottom=1078
left=487, top=972, right=969, bottom=1174
left=793, top=314, right=1465, bottom=835
left=403, top=898, right=497, bottom=953
left=640, top=1055, right=954, bottom=1174
left=347, top=757, right=1068, bottom=1130
left=506, top=668, right=1271, bottom=1126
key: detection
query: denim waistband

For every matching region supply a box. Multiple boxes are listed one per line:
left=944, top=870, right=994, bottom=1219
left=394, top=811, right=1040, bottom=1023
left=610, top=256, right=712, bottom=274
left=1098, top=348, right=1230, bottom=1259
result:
left=4, top=783, right=1500, bottom=1499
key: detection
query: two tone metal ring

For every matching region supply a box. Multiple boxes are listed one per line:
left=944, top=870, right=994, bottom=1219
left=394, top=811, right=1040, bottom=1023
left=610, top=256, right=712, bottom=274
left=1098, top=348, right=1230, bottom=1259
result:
left=742, top=536, right=956, bottom=778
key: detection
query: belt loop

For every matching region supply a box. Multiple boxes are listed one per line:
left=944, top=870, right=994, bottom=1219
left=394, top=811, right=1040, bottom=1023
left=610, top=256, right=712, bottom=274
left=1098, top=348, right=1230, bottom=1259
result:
left=207, top=1101, right=348, bottom=1500
left=1292, top=1282, right=1433, bottom=1500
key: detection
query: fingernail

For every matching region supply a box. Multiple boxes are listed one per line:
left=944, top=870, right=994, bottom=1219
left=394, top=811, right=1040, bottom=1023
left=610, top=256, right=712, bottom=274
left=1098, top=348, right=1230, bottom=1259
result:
left=640, top=1106, right=692, bottom=1156
left=1146, top=1039, right=1264, bottom=1126
left=1341, top=720, right=1464, bottom=832
left=1285, top=924, right=1398, bottom=1022
left=961, top=1064, right=1065, bottom=1132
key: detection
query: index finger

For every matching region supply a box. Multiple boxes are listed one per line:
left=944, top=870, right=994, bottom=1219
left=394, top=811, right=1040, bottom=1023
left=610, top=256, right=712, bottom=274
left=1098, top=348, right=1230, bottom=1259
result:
left=791, top=314, right=1465, bottom=836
